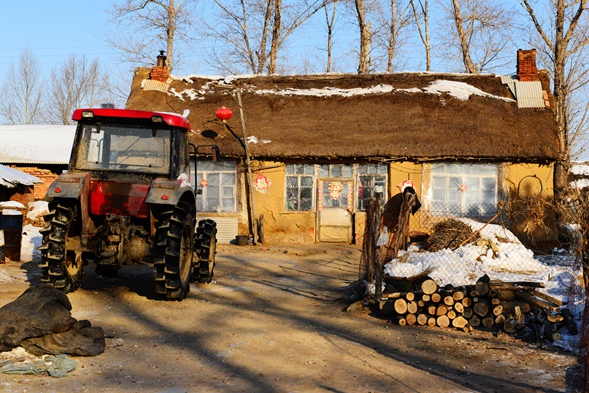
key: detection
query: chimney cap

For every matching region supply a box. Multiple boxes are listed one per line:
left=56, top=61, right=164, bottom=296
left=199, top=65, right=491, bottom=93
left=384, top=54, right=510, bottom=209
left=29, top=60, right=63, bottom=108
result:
left=156, top=51, right=167, bottom=67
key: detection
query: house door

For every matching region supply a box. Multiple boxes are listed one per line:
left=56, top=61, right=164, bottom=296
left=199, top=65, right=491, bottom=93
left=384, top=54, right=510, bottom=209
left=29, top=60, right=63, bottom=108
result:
left=317, top=179, right=353, bottom=242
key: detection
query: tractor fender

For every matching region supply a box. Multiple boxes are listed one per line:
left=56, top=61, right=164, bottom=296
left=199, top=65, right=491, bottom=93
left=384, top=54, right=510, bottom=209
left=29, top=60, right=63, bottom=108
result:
left=146, top=177, right=195, bottom=206
left=46, top=173, right=88, bottom=199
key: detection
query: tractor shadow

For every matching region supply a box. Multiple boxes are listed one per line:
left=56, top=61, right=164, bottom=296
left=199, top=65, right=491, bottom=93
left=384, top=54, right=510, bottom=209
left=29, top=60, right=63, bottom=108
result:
left=80, top=263, right=162, bottom=300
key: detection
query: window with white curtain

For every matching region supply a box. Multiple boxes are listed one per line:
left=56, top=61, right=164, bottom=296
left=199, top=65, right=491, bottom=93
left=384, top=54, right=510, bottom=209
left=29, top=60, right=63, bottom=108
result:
left=196, top=160, right=237, bottom=212
left=430, top=163, right=498, bottom=219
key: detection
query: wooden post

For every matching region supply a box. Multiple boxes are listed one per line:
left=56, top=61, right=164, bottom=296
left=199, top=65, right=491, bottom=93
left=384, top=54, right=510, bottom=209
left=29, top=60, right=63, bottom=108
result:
left=235, top=90, right=257, bottom=244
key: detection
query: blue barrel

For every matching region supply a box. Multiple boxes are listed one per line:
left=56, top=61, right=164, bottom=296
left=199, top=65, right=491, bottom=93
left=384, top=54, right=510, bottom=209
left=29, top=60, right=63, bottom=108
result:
left=0, top=212, right=4, bottom=262
left=2, top=210, right=22, bottom=262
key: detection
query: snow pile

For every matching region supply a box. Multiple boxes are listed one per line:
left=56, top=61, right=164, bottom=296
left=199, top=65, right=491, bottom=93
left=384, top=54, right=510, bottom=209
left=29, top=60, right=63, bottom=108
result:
left=26, top=201, right=48, bottom=221
left=384, top=218, right=553, bottom=286
left=384, top=218, right=584, bottom=352
left=21, top=224, right=42, bottom=264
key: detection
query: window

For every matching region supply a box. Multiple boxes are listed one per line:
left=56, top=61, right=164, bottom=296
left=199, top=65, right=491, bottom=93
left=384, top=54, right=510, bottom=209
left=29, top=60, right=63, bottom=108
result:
left=76, top=125, right=171, bottom=174
left=285, top=164, right=314, bottom=211
left=319, top=164, right=353, bottom=178
left=358, top=164, right=388, bottom=210
left=430, top=163, right=498, bottom=219
left=197, top=160, right=237, bottom=212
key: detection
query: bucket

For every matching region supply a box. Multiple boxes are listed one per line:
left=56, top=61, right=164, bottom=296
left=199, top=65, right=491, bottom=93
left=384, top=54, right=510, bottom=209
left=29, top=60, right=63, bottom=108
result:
left=236, top=235, right=248, bottom=246
left=2, top=210, right=22, bottom=261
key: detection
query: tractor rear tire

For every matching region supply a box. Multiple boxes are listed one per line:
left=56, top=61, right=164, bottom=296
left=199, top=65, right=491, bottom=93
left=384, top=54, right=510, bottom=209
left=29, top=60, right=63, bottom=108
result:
left=193, top=219, right=217, bottom=284
left=154, top=201, right=194, bottom=301
left=38, top=204, right=83, bottom=293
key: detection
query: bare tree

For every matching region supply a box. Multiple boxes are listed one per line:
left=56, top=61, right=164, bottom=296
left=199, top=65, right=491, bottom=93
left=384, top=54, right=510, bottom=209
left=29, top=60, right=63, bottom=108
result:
left=107, top=0, right=197, bottom=72
left=519, top=0, right=589, bottom=194
left=0, top=48, right=44, bottom=125
left=324, top=0, right=339, bottom=72
left=355, top=0, right=373, bottom=73
left=409, top=0, right=430, bottom=71
left=203, top=0, right=330, bottom=75
left=384, top=0, right=412, bottom=72
left=439, top=0, right=513, bottom=74
left=45, top=55, right=112, bottom=125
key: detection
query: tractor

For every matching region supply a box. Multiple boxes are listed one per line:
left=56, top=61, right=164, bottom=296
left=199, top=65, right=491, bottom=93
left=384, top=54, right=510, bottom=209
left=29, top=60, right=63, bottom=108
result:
left=38, top=108, right=218, bottom=300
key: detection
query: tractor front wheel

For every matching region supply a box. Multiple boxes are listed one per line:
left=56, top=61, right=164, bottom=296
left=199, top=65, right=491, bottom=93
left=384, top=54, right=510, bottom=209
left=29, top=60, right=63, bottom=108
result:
left=154, top=201, right=194, bottom=301
left=193, top=219, right=217, bottom=284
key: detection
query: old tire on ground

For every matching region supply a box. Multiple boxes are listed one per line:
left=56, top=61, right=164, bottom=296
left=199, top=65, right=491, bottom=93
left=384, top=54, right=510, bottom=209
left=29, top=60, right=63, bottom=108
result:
left=154, top=201, right=194, bottom=301
left=38, top=204, right=83, bottom=293
left=193, top=219, right=217, bottom=283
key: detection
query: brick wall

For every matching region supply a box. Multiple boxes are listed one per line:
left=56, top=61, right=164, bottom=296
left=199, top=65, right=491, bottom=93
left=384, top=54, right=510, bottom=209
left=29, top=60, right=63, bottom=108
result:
left=517, top=49, right=539, bottom=82
left=150, top=66, right=170, bottom=83
left=12, top=166, right=58, bottom=200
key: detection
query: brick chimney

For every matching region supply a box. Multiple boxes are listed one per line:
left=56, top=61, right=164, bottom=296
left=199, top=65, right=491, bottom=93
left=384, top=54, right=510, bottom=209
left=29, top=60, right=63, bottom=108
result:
left=150, top=51, right=170, bottom=83
left=517, top=49, right=539, bottom=82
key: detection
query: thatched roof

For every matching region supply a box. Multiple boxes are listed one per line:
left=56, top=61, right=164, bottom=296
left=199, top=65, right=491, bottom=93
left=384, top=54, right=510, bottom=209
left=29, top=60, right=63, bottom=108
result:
left=125, top=68, right=560, bottom=163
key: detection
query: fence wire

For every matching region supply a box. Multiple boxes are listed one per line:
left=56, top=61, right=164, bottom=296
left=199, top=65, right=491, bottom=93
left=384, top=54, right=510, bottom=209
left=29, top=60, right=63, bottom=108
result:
left=360, top=197, right=585, bottom=318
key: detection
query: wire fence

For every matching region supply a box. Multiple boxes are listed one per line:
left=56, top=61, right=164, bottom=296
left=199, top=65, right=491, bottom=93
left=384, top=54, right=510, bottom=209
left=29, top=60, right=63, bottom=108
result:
left=360, top=196, right=585, bottom=316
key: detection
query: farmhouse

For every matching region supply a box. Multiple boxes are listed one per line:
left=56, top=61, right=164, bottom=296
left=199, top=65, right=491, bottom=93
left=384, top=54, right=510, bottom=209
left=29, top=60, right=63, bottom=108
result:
left=0, top=125, right=75, bottom=203
left=126, top=50, right=559, bottom=247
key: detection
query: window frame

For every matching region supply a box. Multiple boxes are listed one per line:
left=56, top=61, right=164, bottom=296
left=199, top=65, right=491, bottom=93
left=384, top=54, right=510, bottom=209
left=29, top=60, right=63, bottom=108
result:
left=428, top=163, right=499, bottom=219
left=357, top=163, right=388, bottom=211
left=196, top=159, right=238, bottom=213
left=284, top=164, right=315, bottom=211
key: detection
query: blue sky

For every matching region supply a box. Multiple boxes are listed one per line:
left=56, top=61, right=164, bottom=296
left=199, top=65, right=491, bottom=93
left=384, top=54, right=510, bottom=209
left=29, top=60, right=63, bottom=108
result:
left=0, top=2, right=118, bottom=82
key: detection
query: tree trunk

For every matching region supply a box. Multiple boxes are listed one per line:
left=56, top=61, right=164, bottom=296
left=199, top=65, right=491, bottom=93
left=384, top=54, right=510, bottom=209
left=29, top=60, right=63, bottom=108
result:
left=268, top=0, right=282, bottom=74
left=166, top=0, right=176, bottom=72
left=355, top=0, right=371, bottom=74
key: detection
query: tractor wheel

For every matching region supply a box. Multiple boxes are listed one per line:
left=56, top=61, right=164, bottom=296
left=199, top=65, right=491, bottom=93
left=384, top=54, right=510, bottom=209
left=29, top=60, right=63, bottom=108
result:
left=154, top=201, right=194, bottom=301
left=193, top=219, right=217, bottom=284
left=38, top=204, right=83, bottom=293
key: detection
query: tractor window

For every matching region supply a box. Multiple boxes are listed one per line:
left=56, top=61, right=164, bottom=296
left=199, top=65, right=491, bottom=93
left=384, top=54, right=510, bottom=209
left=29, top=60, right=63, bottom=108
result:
left=75, top=125, right=171, bottom=174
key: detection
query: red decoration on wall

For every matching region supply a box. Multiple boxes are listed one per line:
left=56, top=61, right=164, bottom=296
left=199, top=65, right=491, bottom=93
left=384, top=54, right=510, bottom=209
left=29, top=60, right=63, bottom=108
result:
left=215, top=107, right=233, bottom=122
left=200, top=179, right=209, bottom=187
left=459, top=184, right=467, bottom=192
left=254, top=173, right=271, bottom=193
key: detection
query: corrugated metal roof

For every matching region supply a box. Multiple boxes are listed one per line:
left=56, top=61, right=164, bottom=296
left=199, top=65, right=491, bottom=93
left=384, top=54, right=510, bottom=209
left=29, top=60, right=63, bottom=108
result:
left=500, top=76, right=545, bottom=108
left=515, top=81, right=545, bottom=108
left=500, top=75, right=517, bottom=96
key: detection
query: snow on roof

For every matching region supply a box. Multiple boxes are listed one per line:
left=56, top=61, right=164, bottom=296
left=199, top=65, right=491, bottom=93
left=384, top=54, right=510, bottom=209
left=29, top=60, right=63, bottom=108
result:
left=0, top=125, right=75, bottom=164
left=171, top=79, right=515, bottom=102
left=0, top=164, right=42, bottom=188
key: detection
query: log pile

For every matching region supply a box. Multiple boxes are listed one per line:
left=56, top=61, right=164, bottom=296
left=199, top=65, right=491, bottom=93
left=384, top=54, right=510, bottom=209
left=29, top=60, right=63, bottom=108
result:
left=378, top=274, right=578, bottom=342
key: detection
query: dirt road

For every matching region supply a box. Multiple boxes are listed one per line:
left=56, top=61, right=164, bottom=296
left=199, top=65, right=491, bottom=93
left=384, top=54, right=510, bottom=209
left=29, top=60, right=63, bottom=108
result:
left=0, top=243, right=579, bottom=392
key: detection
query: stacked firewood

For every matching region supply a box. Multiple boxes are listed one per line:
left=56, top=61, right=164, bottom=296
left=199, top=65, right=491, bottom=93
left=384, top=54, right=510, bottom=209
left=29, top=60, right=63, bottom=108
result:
left=378, top=274, right=578, bottom=341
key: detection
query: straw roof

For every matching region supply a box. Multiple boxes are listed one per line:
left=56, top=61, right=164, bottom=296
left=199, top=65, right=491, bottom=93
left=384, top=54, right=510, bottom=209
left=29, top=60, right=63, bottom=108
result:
left=126, top=68, right=560, bottom=163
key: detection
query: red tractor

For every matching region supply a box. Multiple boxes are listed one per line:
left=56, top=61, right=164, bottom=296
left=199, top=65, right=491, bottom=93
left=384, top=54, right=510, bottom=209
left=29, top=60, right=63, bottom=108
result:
left=38, top=108, right=218, bottom=300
